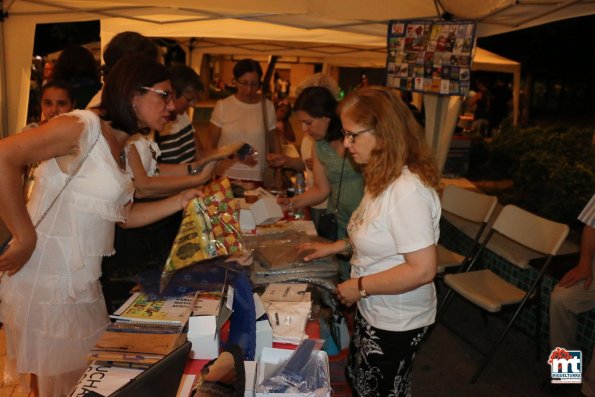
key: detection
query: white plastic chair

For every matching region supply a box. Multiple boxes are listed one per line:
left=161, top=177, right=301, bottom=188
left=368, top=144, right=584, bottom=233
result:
left=438, top=204, right=569, bottom=383
left=437, top=185, right=498, bottom=274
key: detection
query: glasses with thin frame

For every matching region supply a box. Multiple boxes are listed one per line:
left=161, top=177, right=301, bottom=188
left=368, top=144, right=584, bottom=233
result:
left=141, top=86, right=174, bottom=104
left=236, top=79, right=261, bottom=88
left=341, top=127, right=374, bottom=143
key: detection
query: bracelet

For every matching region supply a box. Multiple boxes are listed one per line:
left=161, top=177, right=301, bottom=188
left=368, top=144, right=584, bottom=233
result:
left=358, top=276, right=368, bottom=298
left=187, top=164, right=199, bottom=175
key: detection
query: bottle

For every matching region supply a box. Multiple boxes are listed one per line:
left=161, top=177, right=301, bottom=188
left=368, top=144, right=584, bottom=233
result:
left=293, top=172, right=306, bottom=220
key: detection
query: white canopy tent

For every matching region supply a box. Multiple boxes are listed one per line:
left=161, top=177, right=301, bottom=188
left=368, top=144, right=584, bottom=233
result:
left=0, top=0, right=592, bottom=169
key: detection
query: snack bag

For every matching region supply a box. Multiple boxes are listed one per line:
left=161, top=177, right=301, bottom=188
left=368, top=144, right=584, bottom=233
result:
left=160, top=177, right=242, bottom=292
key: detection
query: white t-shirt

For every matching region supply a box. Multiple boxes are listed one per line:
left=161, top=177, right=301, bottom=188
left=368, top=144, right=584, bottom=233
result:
left=210, top=95, right=276, bottom=181
left=348, top=167, right=441, bottom=331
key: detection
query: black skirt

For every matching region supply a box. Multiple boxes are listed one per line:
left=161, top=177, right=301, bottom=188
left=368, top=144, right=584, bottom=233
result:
left=347, top=310, right=429, bottom=397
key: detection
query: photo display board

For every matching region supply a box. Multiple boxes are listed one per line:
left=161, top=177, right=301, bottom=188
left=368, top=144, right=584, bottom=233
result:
left=386, top=20, right=476, bottom=96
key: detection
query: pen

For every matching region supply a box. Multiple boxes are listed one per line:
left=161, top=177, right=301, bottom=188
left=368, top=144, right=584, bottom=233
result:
left=275, top=312, right=280, bottom=326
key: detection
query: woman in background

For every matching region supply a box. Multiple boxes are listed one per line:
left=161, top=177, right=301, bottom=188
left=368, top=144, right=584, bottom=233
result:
left=298, top=86, right=441, bottom=396
left=204, top=58, right=281, bottom=190
left=270, top=85, right=364, bottom=280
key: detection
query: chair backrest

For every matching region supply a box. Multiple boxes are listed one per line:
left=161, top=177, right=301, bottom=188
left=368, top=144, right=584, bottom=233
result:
left=441, top=185, right=498, bottom=224
left=492, top=205, right=569, bottom=256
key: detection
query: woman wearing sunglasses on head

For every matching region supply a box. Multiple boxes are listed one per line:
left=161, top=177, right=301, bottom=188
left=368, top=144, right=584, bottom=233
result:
left=0, top=55, right=201, bottom=397
left=203, top=58, right=281, bottom=190
left=298, top=86, right=441, bottom=397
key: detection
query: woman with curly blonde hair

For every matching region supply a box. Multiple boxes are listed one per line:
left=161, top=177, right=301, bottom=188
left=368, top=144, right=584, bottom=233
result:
left=299, top=86, right=441, bottom=396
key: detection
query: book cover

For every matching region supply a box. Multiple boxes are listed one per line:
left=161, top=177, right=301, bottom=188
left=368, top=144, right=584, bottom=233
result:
left=89, top=330, right=187, bottom=364
left=111, top=292, right=198, bottom=326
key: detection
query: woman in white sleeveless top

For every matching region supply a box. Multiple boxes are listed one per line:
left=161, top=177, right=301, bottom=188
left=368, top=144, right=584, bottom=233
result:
left=0, top=55, right=200, bottom=397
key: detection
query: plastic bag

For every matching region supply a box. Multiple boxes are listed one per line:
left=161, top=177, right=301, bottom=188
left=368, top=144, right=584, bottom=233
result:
left=160, top=177, right=243, bottom=292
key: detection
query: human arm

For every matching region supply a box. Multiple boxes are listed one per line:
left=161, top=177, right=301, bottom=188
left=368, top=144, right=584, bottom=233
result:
left=296, top=238, right=352, bottom=262
left=335, top=244, right=437, bottom=307
left=266, top=153, right=306, bottom=171
left=558, top=224, right=594, bottom=289
left=127, top=144, right=214, bottom=198
left=120, top=188, right=200, bottom=229
left=0, top=116, right=85, bottom=275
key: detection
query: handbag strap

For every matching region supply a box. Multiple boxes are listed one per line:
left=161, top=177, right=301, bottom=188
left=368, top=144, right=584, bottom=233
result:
left=261, top=96, right=270, bottom=157
left=33, top=128, right=101, bottom=228
left=333, top=152, right=347, bottom=214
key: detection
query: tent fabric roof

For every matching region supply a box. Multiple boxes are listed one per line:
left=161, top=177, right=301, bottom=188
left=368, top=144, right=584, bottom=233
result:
left=2, top=0, right=594, bottom=134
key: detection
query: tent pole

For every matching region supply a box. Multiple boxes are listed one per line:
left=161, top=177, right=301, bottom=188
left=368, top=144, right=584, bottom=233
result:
left=0, top=4, right=9, bottom=137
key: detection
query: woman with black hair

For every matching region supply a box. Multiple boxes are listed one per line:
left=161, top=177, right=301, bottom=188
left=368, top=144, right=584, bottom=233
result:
left=0, top=55, right=199, bottom=397
left=276, top=86, right=364, bottom=279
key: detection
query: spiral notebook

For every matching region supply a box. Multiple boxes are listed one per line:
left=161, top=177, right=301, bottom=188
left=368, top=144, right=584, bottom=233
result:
left=110, top=291, right=198, bottom=326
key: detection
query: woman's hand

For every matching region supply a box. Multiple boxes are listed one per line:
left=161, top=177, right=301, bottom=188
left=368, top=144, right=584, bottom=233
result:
left=296, top=241, right=338, bottom=262
left=266, top=153, right=287, bottom=168
left=219, top=141, right=248, bottom=159
left=0, top=236, right=36, bottom=276
left=178, top=188, right=202, bottom=209
left=335, top=278, right=361, bottom=307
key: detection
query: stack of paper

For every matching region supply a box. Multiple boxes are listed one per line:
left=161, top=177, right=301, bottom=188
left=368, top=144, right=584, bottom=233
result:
left=261, top=283, right=312, bottom=345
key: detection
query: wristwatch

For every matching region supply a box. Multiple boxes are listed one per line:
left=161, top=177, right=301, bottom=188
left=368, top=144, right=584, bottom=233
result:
left=358, top=276, right=368, bottom=298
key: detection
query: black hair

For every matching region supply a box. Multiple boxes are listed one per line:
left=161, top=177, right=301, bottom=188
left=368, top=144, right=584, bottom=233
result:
left=293, top=86, right=342, bottom=141
left=100, top=55, right=169, bottom=134
left=233, top=59, right=263, bottom=80
left=102, top=32, right=158, bottom=77
left=169, top=64, right=203, bottom=97
left=40, top=79, right=75, bottom=103
left=53, top=45, right=100, bottom=84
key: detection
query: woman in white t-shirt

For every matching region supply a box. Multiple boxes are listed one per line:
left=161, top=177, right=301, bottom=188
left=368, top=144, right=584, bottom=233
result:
left=298, top=86, right=441, bottom=397
left=204, top=59, right=281, bottom=189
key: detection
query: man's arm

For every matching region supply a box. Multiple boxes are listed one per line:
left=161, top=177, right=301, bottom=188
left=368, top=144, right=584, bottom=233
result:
left=558, top=224, right=594, bottom=289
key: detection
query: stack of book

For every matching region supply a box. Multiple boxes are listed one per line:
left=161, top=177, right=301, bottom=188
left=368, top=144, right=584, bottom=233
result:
left=89, top=292, right=198, bottom=366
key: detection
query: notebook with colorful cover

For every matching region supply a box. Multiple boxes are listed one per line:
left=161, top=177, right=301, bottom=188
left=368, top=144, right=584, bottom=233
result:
left=110, top=291, right=198, bottom=326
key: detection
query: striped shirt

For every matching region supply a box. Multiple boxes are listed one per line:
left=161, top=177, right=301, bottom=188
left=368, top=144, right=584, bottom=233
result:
left=155, top=113, right=196, bottom=164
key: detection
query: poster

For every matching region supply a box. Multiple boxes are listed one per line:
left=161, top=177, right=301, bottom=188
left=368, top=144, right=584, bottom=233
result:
left=386, top=20, right=476, bottom=96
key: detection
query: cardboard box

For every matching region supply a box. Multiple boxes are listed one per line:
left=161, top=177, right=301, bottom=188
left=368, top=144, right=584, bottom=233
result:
left=240, top=208, right=257, bottom=234
left=250, top=197, right=283, bottom=226
left=255, top=319, right=273, bottom=361
left=187, top=316, right=219, bottom=360
left=244, top=361, right=257, bottom=397
left=255, top=347, right=330, bottom=397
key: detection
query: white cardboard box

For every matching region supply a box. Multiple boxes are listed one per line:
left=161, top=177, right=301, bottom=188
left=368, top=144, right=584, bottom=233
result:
left=249, top=197, right=283, bottom=226
left=240, top=208, right=257, bottom=234
left=255, top=319, right=273, bottom=361
left=255, top=347, right=330, bottom=397
left=187, top=316, right=219, bottom=360
left=244, top=360, right=257, bottom=397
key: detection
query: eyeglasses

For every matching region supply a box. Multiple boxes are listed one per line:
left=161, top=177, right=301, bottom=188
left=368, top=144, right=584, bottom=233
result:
left=236, top=80, right=260, bottom=88
left=140, top=86, right=174, bottom=104
left=341, top=127, right=374, bottom=143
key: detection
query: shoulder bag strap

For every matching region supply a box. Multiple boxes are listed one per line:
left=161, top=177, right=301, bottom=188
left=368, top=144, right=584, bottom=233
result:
left=33, top=128, right=101, bottom=228
left=333, top=152, right=347, bottom=214
left=0, top=128, right=101, bottom=260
